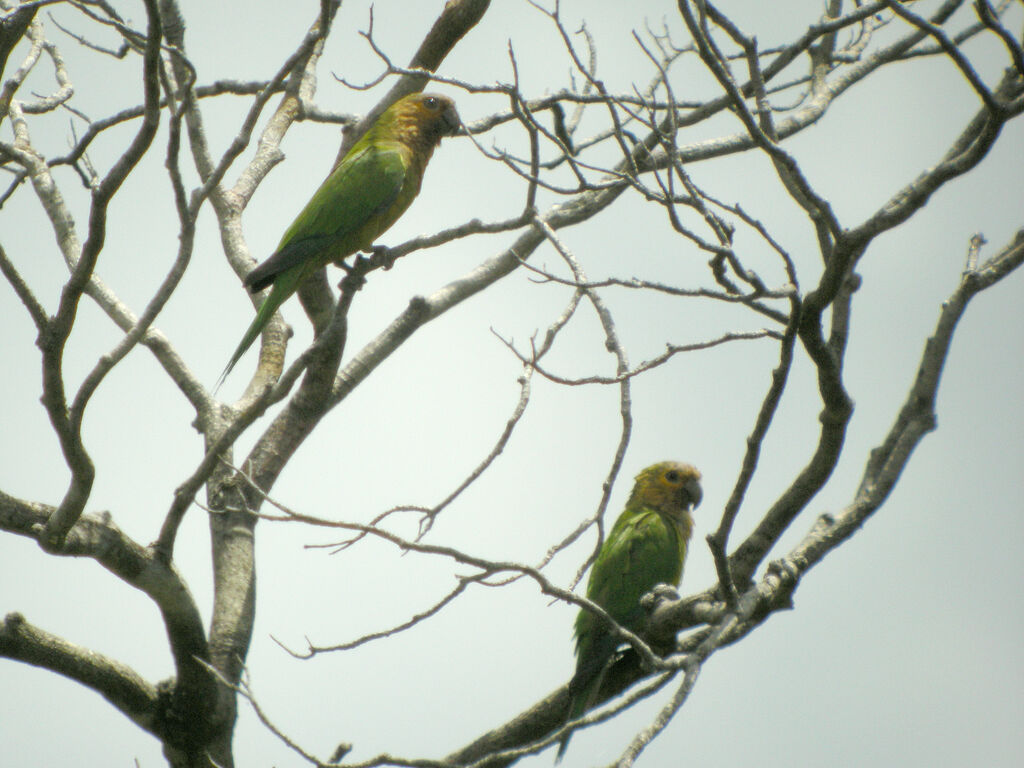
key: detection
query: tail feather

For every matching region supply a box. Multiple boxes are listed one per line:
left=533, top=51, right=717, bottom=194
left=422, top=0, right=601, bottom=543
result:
left=214, top=316, right=260, bottom=391
left=555, top=666, right=607, bottom=762
left=214, top=283, right=285, bottom=391
left=556, top=633, right=616, bottom=762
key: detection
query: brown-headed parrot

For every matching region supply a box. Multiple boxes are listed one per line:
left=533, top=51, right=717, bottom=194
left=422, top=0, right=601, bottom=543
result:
left=557, top=461, right=702, bottom=761
left=218, top=92, right=460, bottom=384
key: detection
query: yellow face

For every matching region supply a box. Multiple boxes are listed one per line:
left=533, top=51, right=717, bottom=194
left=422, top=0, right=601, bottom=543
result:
left=404, top=92, right=460, bottom=137
left=634, top=461, right=703, bottom=519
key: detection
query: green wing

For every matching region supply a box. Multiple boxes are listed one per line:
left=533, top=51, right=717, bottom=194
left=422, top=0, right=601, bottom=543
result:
left=244, top=144, right=408, bottom=292
left=577, top=507, right=684, bottom=644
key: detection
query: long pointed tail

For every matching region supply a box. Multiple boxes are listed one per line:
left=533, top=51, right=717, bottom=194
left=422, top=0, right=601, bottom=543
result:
left=555, top=731, right=573, bottom=763
left=214, top=285, right=284, bottom=391
left=556, top=633, right=616, bottom=762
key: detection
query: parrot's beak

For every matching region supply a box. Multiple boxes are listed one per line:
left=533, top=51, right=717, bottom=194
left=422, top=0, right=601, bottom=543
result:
left=441, top=104, right=461, bottom=136
left=686, top=478, right=703, bottom=510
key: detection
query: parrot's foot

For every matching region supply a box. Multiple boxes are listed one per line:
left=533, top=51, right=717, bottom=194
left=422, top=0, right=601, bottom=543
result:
left=766, top=558, right=800, bottom=610
left=368, top=244, right=397, bottom=270
left=767, top=557, right=799, bottom=583
left=336, top=259, right=369, bottom=293
left=770, top=557, right=798, bottom=581
left=641, top=583, right=681, bottom=613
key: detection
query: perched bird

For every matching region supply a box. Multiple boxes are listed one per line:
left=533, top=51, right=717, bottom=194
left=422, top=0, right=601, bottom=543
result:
left=218, top=92, right=460, bottom=384
left=557, top=461, right=702, bottom=762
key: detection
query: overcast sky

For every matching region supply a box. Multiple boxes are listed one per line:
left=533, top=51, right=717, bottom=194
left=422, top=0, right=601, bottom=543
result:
left=2, top=1, right=1023, bottom=766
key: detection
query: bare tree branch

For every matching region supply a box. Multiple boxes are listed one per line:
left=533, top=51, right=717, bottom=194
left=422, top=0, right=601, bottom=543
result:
left=0, top=612, right=161, bottom=733
left=38, top=0, right=161, bottom=548
left=2, top=2, right=1021, bottom=765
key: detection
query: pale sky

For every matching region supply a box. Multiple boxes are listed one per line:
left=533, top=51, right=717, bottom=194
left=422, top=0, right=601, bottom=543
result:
left=2, top=1, right=1023, bottom=767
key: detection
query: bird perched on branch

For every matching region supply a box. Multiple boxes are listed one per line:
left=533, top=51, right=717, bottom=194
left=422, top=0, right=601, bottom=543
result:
left=218, top=92, right=460, bottom=385
left=557, top=461, right=702, bottom=762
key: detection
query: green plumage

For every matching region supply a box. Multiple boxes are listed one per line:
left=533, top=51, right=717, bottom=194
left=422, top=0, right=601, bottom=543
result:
left=557, top=461, right=702, bottom=761
left=217, top=92, right=459, bottom=386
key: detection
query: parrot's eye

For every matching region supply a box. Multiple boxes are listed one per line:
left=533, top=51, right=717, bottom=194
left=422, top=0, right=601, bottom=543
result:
left=423, top=96, right=439, bottom=110
left=665, top=470, right=681, bottom=483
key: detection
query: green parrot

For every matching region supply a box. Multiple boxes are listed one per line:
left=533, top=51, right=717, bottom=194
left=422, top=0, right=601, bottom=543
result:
left=218, top=92, right=460, bottom=384
left=557, top=461, right=702, bottom=761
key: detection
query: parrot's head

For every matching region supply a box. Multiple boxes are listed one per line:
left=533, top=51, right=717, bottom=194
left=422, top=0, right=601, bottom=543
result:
left=385, top=92, right=461, bottom=148
left=630, top=461, right=702, bottom=521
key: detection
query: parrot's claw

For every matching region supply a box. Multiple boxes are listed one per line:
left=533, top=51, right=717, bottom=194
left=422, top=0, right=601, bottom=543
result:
left=337, top=262, right=368, bottom=293
left=369, top=244, right=397, bottom=270
left=641, top=583, right=681, bottom=614
left=767, top=558, right=799, bottom=583
left=766, top=559, right=800, bottom=610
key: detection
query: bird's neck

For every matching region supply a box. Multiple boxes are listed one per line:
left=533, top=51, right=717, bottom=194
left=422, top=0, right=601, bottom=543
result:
left=673, top=511, right=694, bottom=543
left=382, top=113, right=442, bottom=156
